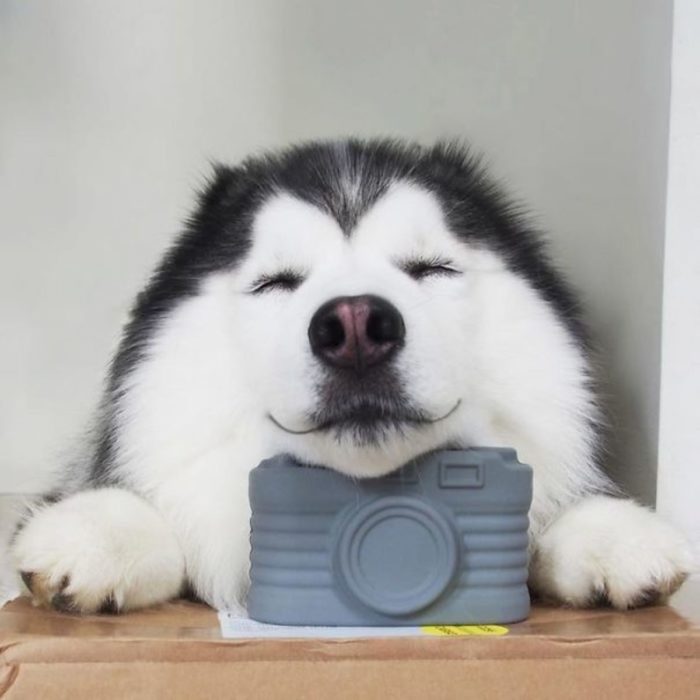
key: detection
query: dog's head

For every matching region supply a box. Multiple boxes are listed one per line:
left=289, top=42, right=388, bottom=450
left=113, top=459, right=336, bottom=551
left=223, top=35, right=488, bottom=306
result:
left=116, top=140, right=589, bottom=478
left=236, top=177, right=475, bottom=475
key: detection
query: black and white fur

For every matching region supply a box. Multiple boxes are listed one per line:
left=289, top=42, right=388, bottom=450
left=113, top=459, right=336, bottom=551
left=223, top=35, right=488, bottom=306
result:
left=12, top=139, right=692, bottom=614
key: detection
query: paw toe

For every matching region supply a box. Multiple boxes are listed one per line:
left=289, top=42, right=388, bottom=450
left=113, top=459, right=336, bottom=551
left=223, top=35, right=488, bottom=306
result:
left=20, top=570, right=35, bottom=592
left=97, top=594, right=120, bottom=615
left=50, top=591, right=79, bottom=614
left=627, top=586, right=662, bottom=609
left=589, top=585, right=612, bottom=608
left=628, top=571, right=689, bottom=608
left=20, top=571, right=57, bottom=607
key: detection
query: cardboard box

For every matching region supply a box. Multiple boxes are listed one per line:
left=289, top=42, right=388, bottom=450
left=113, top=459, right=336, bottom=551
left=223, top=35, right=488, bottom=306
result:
left=1, top=583, right=699, bottom=699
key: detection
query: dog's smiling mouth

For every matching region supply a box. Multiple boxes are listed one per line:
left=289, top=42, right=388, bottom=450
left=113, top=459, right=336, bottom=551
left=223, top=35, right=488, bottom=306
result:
left=267, top=398, right=462, bottom=438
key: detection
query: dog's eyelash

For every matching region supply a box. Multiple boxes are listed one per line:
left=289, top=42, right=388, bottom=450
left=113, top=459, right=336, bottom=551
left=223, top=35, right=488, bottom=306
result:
left=401, top=257, right=461, bottom=280
left=249, top=270, right=305, bottom=294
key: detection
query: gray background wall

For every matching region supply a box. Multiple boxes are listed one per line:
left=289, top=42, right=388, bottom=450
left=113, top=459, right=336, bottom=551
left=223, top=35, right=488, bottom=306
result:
left=0, top=0, right=673, bottom=502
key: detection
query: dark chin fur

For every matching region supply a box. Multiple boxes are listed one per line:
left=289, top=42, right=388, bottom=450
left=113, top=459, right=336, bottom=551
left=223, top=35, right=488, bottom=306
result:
left=308, top=367, right=427, bottom=446
left=313, top=404, right=430, bottom=447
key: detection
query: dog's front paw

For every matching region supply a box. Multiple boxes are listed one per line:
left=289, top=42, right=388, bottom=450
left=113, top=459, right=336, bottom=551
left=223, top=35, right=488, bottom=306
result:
left=529, top=495, right=694, bottom=609
left=12, top=488, right=185, bottom=613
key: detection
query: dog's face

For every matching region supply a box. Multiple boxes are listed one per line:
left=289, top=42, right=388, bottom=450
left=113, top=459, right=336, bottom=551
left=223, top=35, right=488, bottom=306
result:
left=230, top=182, right=502, bottom=476
left=114, top=141, right=588, bottom=482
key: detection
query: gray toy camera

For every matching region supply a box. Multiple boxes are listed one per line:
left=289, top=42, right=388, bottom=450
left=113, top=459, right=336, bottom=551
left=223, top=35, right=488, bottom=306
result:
left=248, top=448, right=532, bottom=626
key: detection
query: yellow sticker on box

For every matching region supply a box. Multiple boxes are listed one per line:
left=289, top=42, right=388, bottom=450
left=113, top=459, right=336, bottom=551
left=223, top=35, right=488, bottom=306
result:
left=421, top=624, right=509, bottom=636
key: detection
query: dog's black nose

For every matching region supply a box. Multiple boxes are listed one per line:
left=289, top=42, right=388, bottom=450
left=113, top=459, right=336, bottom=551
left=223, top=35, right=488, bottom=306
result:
left=308, top=295, right=405, bottom=371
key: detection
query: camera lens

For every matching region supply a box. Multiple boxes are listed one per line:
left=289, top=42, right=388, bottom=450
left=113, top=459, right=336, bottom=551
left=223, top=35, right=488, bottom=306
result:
left=334, top=497, right=459, bottom=616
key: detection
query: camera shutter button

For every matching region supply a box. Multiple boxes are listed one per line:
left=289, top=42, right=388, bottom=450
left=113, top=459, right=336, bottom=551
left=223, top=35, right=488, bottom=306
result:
left=335, top=497, right=459, bottom=616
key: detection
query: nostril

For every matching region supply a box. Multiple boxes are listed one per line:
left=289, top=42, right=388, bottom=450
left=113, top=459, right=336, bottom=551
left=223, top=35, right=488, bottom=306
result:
left=366, top=308, right=405, bottom=345
left=316, top=316, right=345, bottom=350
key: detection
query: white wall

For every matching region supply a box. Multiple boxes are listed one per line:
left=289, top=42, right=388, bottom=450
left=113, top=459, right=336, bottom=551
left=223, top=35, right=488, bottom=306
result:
left=657, top=0, right=700, bottom=561
left=1, top=1, right=673, bottom=500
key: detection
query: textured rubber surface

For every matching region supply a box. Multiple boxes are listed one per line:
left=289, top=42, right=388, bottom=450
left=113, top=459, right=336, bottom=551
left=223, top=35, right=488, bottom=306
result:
left=248, top=448, right=532, bottom=626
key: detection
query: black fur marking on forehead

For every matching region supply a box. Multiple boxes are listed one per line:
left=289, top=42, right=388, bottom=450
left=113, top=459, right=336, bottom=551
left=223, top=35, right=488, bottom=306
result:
left=262, top=140, right=413, bottom=234
left=88, top=137, right=590, bottom=485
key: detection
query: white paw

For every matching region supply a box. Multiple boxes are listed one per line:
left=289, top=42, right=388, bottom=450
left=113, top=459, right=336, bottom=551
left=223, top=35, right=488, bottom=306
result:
left=529, top=496, right=695, bottom=609
left=12, top=488, right=185, bottom=613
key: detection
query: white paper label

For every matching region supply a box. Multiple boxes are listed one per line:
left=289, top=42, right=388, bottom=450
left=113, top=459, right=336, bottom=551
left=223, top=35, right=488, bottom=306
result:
left=217, top=612, right=509, bottom=638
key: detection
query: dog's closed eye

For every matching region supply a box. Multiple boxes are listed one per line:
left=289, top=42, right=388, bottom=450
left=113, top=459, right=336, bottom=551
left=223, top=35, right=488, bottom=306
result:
left=399, top=257, right=461, bottom=281
left=249, top=269, right=305, bottom=294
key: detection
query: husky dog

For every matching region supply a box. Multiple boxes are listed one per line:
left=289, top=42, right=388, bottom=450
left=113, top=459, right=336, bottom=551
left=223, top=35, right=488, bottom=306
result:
left=13, top=140, right=692, bottom=614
